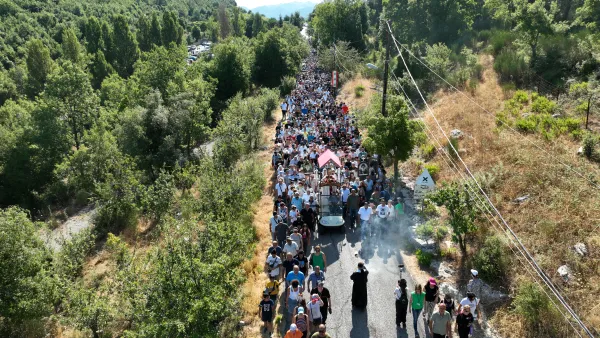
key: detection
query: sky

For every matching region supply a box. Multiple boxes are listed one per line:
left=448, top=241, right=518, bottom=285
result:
left=236, top=0, right=323, bottom=9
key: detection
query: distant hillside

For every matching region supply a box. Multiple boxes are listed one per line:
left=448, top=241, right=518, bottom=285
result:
left=246, top=2, right=316, bottom=19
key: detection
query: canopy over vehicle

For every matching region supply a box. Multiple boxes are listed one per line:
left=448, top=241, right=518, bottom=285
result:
left=317, top=150, right=344, bottom=231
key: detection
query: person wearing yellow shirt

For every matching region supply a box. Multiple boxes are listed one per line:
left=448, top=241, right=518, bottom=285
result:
left=265, top=274, right=281, bottom=302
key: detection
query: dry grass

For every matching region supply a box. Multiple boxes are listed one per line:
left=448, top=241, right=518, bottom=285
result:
left=240, top=109, right=282, bottom=338
left=420, top=54, right=600, bottom=336
left=338, top=76, right=375, bottom=111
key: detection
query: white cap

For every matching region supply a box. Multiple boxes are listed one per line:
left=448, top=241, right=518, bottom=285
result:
left=290, top=324, right=297, bottom=331
left=471, top=269, right=478, bottom=276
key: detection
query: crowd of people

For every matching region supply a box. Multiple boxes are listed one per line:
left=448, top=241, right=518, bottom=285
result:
left=259, top=51, right=485, bottom=338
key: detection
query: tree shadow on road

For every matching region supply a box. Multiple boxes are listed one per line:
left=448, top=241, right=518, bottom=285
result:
left=350, top=307, right=370, bottom=338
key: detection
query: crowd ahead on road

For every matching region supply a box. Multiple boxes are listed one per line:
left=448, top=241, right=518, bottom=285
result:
left=259, top=51, right=486, bottom=338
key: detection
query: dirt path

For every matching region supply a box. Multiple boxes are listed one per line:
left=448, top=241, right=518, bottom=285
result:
left=240, top=111, right=281, bottom=337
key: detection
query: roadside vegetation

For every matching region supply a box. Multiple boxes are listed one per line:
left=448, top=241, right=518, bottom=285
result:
left=0, top=0, right=308, bottom=337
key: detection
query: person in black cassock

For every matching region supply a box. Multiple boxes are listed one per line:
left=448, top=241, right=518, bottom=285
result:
left=350, top=262, right=369, bottom=309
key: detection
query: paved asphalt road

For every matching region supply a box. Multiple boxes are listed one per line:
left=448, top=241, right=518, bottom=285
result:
left=278, top=220, right=430, bottom=338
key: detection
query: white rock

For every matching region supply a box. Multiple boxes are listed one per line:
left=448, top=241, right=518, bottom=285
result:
left=552, top=113, right=562, bottom=119
left=450, top=129, right=462, bottom=138
left=439, top=283, right=459, bottom=298
left=573, top=242, right=587, bottom=256
left=514, top=195, right=530, bottom=203
left=558, top=265, right=571, bottom=282
left=577, top=147, right=584, bottom=155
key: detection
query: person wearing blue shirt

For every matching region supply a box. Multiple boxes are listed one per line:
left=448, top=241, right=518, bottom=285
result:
left=286, top=265, right=306, bottom=291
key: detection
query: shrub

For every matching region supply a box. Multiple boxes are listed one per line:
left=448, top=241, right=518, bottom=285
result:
left=420, top=143, right=436, bottom=160
left=259, top=87, right=280, bottom=122
left=531, top=95, right=556, bottom=114
left=354, top=84, right=365, bottom=97
left=55, top=228, right=96, bottom=281
left=446, top=137, right=459, bottom=160
left=583, top=132, right=597, bottom=159
left=433, top=225, right=448, bottom=245
left=440, top=246, right=458, bottom=260
left=494, top=49, right=529, bottom=83
left=416, top=222, right=435, bottom=243
left=515, top=116, right=537, bottom=133
left=279, top=76, right=296, bottom=96
left=419, top=198, right=439, bottom=218
left=513, top=90, right=529, bottom=104
left=489, top=30, right=517, bottom=56
left=473, top=235, right=510, bottom=281
left=424, top=163, right=440, bottom=180
left=513, top=281, right=552, bottom=327
left=415, top=249, right=433, bottom=267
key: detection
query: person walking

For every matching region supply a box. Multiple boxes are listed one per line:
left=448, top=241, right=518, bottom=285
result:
left=309, top=245, right=327, bottom=272
left=467, top=269, right=483, bottom=302
left=395, top=279, right=409, bottom=328
left=293, top=307, right=309, bottom=338
left=284, top=237, right=300, bottom=257
left=284, top=324, right=303, bottom=338
left=410, top=284, right=425, bottom=337
left=307, top=294, right=325, bottom=334
left=457, top=292, right=482, bottom=332
left=295, top=250, right=309, bottom=276
left=424, top=277, right=440, bottom=322
left=286, top=265, right=306, bottom=292
left=307, top=265, right=325, bottom=292
left=259, top=292, right=275, bottom=336
left=290, top=228, right=303, bottom=251
left=350, top=262, right=369, bottom=309
left=271, top=212, right=282, bottom=241
left=286, top=280, right=302, bottom=322
left=429, top=303, right=453, bottom=338
left=455, top=304, right=474, bottom=338
left=265, top=274, right=281, bottom=302
left=265, top=249, right=282, bottom=280
left=310, top=324, right=331, bottom=338
left=300, top=223, right=311, bottom=252
left=267, top=240, right=282, bottom=258
left=358, top=201, right=372, bottom=240
left=276, top=220, right=289, bottom=248
left=310, top=281, right=331, bottom=325
left=347, top=189, right=360, bottom=227
left=441, top=294, right=456, bottom=318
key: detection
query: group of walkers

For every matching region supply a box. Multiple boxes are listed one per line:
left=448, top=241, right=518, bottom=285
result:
left=394, top=270, right=484, bottom=338
left=258, top=50, right=485, bottom=338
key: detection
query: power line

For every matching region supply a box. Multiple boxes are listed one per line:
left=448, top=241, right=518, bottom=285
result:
left=388, top=72, right=584, bottom=337
left=385, top=21, right=594, bottom=338
left=389, top=33, right=600, bottom=193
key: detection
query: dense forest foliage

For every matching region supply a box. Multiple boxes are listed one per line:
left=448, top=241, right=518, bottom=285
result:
left=0, top=0, right=308, bottom=336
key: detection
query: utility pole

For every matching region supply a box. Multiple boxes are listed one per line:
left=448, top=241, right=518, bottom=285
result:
left=381, top=20, right=390, bottom=117
left=333, top=36, right=337, bottom=98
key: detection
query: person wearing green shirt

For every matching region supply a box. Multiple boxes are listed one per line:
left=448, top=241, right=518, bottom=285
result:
left=410, top=284, right=425, bottom=337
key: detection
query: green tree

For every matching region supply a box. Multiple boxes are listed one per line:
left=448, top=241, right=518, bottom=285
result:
left=64, top=281, right=114, bottom=338
left=232, top=7, right=242, bottom=36
left=569, top=80, right=599, bottom=129
left=90, top=50, right=114, bottom=90
left=111, top=15, right=140, bottom=78
left=430, top=182, right=480, bottom=254
left=161, top=11, right=183, bottom=46
left=25, top=39, right=53, bottom=98
left=44, top=61, right=99, bottom=150
left=61, top=27, right=81, bottom=64
left=253, top=24, right=309, bottom=87
left=191, top=25, right=202, bottom=41
left=84, top=16, right=104, bottom=54
left=252, top=12, right=264, bottom=37
left=0, top=69, right=18, bottom=105
left=312, top=0, right=367, bottom=50
left=135, top=45, right=186, bottom=99
left=0, top=207, right=53, bottom=333
left=318, top=40, right=361, bottom=74
left=211, top=37, right=253, bottom=101
left=137, top=15, right=153, bottom=52
left=218, top=3, right=231, bottom=39
left=361, top=94, right=424, bottom=183
left=150, top=12, right=163, bottom=46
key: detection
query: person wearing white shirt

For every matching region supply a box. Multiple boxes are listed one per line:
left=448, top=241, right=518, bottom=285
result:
left=358, top=202, right=373, bottom=240
left=270, top=212, right=282, bottom=241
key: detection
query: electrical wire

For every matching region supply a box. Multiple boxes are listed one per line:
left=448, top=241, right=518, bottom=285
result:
left=385, top=21, right=594, bottom=338
left=389, top=72, right=584, bottom=337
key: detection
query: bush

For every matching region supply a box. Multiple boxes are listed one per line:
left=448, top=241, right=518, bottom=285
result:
left=489, top=30, right=517, bottom=56
left=415, top=249, right=433, bottom=267
left=494, top=49, right=529, bottom=84
left=420, top=143, right=436, bottom=160
left=513, top=90, right=529, bottom=104
left=258, top=87, right=280, bottom=122
left=424, top=163, right=440, bottom=180
left=531, top=95, right=556, bottom=114
left=446, top=137, right=459, bottom=160
left=513, top=281, right=552, bottom=327
left=473, top=235, right=510, bottom=281
left=354, top=84, right=365, bottom=97
left=515, top=116, right=538, bottom=133
left=55, top=228, right=96, bottom=281
left=279, top=76, right=296, bottom=96
left=416, top=222, right=435, bottom=243
left=583, top=132, right=597, bottom=159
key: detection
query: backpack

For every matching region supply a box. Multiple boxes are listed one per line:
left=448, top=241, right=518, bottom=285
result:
left=400, top=292, right=408, bottom=306
left=295, top=314, right=308, bottom=332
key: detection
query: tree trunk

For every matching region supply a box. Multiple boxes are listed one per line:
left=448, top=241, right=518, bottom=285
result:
left=393, top=159, right=399, bottom=191
left=458, top=235, right=466, bottom=254
left=586, top=95, right=592, bottom=130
